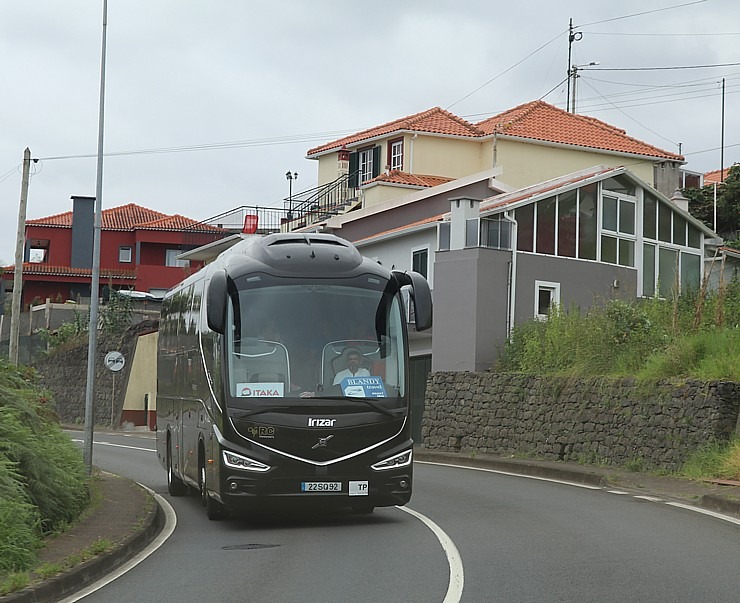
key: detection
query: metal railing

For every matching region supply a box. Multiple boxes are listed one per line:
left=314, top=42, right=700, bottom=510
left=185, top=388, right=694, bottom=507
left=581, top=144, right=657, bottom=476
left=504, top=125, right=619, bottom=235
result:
left=183, top=172, right=362, bottom=248
left=283, top=171, right=360, bottom=229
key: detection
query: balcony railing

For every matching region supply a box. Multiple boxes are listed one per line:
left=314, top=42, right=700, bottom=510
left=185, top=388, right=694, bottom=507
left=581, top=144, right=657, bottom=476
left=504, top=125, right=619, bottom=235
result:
left=282, top=171, right=360, bottom=230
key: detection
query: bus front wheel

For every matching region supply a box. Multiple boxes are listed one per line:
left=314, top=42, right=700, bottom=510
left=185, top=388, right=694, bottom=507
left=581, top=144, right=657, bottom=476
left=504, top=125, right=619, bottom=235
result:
left=200, top=457, right=227, bottom=520
left=167, top=438, right=187, bottom=497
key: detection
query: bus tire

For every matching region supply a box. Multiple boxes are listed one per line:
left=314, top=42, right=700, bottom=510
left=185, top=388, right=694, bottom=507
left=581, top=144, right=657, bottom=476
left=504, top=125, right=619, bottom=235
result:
left=200, top=459, right=227, bottom=520
left=167, top=438, right=187, bottom=497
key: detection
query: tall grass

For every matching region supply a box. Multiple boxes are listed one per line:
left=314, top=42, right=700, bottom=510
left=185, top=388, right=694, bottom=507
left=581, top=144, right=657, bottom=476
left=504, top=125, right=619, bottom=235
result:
left=496, top=277, right=740, bottom=381
left=0, top=360, right=89, bottom=575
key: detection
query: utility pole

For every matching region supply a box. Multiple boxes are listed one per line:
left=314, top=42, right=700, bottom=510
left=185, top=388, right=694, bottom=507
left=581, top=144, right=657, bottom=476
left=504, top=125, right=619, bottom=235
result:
left=9, top=148, right=32, bottom=366
left=566, top=19, right=582, bottom=113
left=720, top=77, right=725, bottom=183
left=83, top=0, right=108, bottom=474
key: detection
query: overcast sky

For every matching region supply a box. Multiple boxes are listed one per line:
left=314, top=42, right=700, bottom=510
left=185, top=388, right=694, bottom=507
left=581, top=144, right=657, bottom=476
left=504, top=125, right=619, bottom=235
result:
left=2, top=0, right=738, bottom=264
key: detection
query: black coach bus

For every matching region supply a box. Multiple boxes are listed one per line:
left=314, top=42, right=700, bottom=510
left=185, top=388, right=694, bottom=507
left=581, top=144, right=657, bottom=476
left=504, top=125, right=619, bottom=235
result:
left=156, top=233, right=432, bottom=519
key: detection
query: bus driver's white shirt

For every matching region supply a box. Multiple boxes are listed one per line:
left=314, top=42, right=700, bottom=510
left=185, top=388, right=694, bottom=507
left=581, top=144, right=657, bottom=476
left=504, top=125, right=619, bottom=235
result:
left=333, top=367, right=370, bottom=385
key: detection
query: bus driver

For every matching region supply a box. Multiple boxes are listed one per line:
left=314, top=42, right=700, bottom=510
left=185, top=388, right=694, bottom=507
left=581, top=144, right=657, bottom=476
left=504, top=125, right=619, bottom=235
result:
left=333, top=348, right=371, bottom=385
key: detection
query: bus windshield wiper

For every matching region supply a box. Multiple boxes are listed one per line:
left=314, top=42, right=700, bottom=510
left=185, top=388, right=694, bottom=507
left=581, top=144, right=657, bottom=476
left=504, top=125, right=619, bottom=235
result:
left=307, top=396, right=401, bottom=419
left=230, top=406, right=292, bottom=419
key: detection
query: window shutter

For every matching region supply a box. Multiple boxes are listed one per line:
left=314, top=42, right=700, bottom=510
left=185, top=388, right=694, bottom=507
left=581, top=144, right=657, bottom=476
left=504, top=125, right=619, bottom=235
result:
left=348, top=152, right=359, bottom=188
left=372, top=146, right=381, bottom=178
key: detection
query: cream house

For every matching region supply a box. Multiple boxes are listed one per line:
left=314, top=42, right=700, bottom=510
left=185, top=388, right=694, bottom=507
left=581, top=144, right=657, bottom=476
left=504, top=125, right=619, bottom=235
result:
left=301, top=100, right=684, bottom=224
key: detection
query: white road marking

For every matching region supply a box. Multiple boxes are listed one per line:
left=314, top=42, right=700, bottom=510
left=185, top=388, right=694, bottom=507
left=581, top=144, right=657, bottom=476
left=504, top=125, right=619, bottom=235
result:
left=58, top=485, right=177, bottom=602
left=70, top=438, right=155, bottom=453
left=666, top=502, right=740, bottom=526
left=418, top=460, right=740, bottom=526
left=397, top=505, right=464, bottom=603
left=417, top=460, right=602, bottom=490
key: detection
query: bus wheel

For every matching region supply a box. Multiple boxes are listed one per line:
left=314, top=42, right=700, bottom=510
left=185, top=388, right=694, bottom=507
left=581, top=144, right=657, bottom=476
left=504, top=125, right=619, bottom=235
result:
left=167, top=439, right=187, bottom=497
left=200, top=461, right=227, bottom=520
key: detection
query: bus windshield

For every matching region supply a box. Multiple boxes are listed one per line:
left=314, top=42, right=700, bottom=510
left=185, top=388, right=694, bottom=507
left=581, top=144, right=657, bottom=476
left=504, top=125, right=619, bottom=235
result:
left=225, top=273, right=407, bottom=411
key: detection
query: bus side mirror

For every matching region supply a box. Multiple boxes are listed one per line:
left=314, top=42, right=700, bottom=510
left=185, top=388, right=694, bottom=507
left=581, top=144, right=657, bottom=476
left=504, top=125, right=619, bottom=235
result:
left=207, top=269, right=228, bottom=334
left=393, top=270, right=433, bottom=332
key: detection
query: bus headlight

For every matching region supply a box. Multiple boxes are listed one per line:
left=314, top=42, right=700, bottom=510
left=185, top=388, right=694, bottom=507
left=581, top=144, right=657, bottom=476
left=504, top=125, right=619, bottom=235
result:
left=371, top=449, right=412, bottom=471
left=222, top=450, right=270, bottom=472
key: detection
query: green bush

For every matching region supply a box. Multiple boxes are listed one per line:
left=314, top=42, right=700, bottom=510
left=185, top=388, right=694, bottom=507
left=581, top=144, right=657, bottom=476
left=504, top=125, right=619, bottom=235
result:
left=0, top=360, right=89, bottom=575
left=496, top=279, right=740, bottom=381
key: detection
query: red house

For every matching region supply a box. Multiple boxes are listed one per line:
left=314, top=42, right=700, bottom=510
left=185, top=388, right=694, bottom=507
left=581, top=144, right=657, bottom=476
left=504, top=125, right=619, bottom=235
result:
left=2, top=196, right=227, bottom=307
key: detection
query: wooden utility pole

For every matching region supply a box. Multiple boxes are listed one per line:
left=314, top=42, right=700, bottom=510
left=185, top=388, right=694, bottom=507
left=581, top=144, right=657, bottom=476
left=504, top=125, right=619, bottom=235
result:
left=9, top=148, right=31, bottom=365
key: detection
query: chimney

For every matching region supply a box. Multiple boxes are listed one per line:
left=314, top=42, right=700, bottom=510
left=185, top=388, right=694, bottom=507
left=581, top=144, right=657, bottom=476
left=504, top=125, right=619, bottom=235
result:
left=71, top=196, right=95, bottom=269
left=669, top=188, right=689, bottom=213
left=449, top=197, right=481, bottom=250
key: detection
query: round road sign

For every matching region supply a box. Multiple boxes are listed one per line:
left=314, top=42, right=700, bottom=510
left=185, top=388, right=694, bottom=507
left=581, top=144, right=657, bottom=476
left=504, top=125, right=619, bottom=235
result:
left=104, top=351, right=125, bottom=372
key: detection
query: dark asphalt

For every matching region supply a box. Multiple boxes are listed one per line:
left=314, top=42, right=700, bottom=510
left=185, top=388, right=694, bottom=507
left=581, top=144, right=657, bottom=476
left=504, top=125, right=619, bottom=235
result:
left=2, top=445, right=739, bottom=603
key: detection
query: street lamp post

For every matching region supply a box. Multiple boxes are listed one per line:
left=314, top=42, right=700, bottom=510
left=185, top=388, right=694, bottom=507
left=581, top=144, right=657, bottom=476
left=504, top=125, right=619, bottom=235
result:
left=286, top=171, right=298, bottom=220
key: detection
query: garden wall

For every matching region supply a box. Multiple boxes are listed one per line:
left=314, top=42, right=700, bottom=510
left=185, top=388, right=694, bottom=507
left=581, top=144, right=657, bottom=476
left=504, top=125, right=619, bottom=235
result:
left=32, top=320, right=158, bottom=426
left=423, top=372, right=740, bottom=471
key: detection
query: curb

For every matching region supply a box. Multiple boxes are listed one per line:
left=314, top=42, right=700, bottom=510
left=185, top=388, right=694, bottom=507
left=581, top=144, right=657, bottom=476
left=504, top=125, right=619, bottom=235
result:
left=700, top=494, right=740, bottom=518
left=2, top=488, right=163, bottom=603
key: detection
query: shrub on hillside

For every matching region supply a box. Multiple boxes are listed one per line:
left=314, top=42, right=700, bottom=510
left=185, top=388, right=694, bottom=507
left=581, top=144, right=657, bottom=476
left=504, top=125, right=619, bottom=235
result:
left=0, top=360, right=89, bottom=573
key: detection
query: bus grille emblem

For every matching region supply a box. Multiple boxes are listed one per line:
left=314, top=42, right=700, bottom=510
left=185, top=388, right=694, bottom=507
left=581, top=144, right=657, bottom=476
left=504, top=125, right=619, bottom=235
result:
left=312, top=435, right=334, bottom=449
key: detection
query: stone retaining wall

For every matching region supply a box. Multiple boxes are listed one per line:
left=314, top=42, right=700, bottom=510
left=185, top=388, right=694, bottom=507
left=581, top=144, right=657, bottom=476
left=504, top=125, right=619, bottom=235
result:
left=423, top=372, right=740, bottom=471
left=32, top=320, right=158, bottom=426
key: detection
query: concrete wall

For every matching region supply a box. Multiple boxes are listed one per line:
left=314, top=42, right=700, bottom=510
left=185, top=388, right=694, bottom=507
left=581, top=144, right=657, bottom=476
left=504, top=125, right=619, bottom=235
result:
left=121, top=331, right=158, bottom=427
left=423, top=372, right=740, bottom=471
left=432, top=247, right=511, bottom=372
left=513, top=253, right=637, bottom=324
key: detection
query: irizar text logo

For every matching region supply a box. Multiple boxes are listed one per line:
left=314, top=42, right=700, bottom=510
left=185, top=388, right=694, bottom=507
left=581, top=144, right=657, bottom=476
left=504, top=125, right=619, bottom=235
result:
left=308, top=418, right=336, bottom=427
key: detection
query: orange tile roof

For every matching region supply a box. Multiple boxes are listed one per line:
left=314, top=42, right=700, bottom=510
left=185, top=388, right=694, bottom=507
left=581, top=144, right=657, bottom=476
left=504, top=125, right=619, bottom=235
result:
left=703, top=167, right=731, bottom=186
left=307, top=107, right=483, bottom=156
left=3, top=263, right=136, bottom=279
left=365, top=170, right=454, bottom=188
left=26, top=203, right=224, bottom=233
left=476, top=100, right=683, bottom=162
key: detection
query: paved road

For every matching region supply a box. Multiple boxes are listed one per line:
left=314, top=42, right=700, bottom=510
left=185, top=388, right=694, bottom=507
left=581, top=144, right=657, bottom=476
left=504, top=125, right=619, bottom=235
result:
left=77, top=432, right=740, bottom=602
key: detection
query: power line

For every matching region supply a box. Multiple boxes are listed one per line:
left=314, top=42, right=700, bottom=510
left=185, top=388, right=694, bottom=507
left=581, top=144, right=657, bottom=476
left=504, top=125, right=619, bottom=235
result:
left=34, top=129, right=358, bottom=162
left=587, top=62, right=740, bottom=71
left=446, top=29, right=565, bottom=110
left=588, top=30, right=740, bottom=36
left=577, top=0, right=707, bottom=27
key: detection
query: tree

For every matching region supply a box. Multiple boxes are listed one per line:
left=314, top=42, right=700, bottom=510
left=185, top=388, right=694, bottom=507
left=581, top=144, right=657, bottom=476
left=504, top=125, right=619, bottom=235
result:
left=684, top=164, right=740, bottom=249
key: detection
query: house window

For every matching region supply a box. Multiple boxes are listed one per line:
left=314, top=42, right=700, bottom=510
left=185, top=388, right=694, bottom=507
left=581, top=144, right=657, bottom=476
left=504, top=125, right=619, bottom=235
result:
left=535, top=197, right=556, bottom=255
left=557, top=190, right=577, bottom=258
left=348, top=146, right=380, bottom=187
left=29, top=239, right=50, bottom=263
left=438, top=222, right=451, bottom=251
left=516, top=204, right=534, bottom=252
left=119, top=246, right=132, bottom=263
left=165, top=249, right=188, bottom=268
left=388, top=139, right=403, bottom=171
left=643, top=244, right=656, bottom=297
left=534, top=280, right=560, bottom=320
left=412, top=248, right=429, bottom=279
left=600, top=195, right=635, bottom=267
left=359, top=147, right=374, bottom=184
left=578, top=184, right=598, bottom=260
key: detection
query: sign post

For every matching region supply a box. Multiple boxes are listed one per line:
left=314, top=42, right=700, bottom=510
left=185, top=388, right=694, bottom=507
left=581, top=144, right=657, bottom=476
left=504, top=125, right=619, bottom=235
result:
left=104, top=351, right=125, bottom=427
